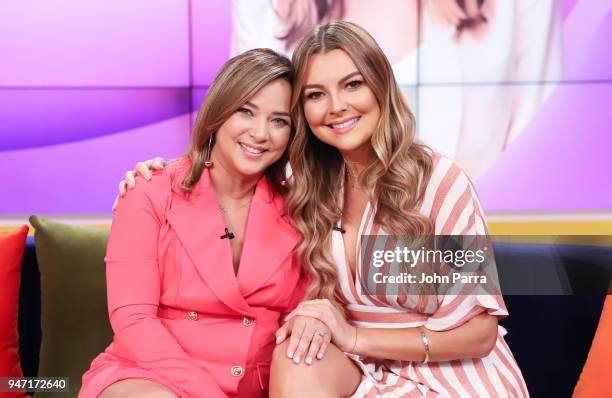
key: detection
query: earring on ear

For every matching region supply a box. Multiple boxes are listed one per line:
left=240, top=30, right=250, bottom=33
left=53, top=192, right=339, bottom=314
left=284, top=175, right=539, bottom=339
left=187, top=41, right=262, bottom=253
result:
left=280, top=180, right=288, bottom=187
left=204, top=134, right=214, bottom=168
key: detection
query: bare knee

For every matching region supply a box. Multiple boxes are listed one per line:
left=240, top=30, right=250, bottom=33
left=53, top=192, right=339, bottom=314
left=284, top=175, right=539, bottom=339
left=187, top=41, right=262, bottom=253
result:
left=269, top=340, right=360, bottom=398
left=98, top=379, right=178, bottom=398
left=270, top=341, right=318, bottom=397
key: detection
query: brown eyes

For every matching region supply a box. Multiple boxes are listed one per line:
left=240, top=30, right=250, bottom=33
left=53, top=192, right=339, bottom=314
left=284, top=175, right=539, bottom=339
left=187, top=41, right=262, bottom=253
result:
left=238, top=108, right=289, bottom=127
left=346, top=80, right=363, bottom=89
left=272, top=118, right=290, bottom=127
left=237, top=107, right=253, bottom=116
left=305, top=91, right=323, bottom=100
left=304, top=80, right=364, bottom=100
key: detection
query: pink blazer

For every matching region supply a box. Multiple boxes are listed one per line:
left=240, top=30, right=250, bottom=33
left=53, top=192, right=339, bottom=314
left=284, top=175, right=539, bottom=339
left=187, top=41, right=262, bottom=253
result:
left=80, top=159, right=306, bottom=398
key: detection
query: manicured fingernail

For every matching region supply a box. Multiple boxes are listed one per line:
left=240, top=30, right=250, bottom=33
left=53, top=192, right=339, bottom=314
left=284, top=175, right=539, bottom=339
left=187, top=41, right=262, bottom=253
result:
left=306, top=357, right=312, bottom=365
left=287, top=351, right=293, bottom=358
left=317, top=353, right=323, bottom=359
left=293, top=356, right=300, bottom=363
left=276, top=336, right=281, bottom=343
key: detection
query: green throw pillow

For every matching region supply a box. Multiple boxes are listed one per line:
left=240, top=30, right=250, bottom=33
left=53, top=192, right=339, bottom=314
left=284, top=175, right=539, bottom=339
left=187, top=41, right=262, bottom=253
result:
left=29, top=216, right=112, bottom=398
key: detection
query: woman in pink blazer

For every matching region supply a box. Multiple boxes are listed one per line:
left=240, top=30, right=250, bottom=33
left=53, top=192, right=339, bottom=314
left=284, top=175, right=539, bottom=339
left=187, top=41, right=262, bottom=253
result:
left=79, top=49, right=325, bottom=398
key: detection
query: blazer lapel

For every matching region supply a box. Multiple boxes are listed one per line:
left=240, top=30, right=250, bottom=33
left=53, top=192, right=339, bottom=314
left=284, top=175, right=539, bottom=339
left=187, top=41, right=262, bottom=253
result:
left=237, top=178, right=301, bottom=297
left=165, top=171, right=254, bottom=316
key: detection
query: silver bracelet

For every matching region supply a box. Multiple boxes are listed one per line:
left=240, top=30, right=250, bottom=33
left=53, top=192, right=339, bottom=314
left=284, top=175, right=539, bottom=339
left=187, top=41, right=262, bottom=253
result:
left=419, top=328, right=430, bottom=364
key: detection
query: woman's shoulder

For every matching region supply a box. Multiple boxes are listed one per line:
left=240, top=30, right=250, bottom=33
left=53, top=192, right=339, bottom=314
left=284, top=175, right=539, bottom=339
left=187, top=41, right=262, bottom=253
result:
left=419, top=152, right=484, bottom=232
left=118, top=157, right=190, bottom=211
left=152, top=157, right=190, bottom=179
left=141, top=157, right=191, bottom=193
left=427, top=152, right=473, bottom=186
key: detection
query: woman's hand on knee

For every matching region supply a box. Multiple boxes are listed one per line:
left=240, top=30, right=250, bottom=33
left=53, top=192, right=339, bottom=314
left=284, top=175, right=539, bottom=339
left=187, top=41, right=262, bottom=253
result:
left=276, top=315, right=331, bottom=365
left=284, top=299, right=357, bottom=353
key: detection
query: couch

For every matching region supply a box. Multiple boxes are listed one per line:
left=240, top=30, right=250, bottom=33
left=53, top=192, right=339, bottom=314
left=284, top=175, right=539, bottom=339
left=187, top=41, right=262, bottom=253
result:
left=14, top=219, right=612, bottom=397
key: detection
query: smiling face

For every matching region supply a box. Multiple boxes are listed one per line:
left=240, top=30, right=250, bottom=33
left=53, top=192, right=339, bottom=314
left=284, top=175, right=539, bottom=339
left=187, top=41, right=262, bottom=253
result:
left=210, top=79, right=292, bottom=179
left=301, top=49, right=381, bottom=162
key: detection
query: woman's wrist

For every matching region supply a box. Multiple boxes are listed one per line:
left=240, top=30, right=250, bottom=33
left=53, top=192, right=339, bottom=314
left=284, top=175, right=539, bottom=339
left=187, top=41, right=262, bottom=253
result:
left=349, top=326, right=358, bottom=353
left=342, top=325, right=359, bottom=354
left=348, top=327, right=433, bottom=362
left=418, top=326, right=431, bottom=364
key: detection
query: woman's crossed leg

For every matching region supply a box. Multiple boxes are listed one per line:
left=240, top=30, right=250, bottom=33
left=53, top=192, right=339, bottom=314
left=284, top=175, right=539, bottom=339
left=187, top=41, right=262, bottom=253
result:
left=270, top=340, right=362, bottom=398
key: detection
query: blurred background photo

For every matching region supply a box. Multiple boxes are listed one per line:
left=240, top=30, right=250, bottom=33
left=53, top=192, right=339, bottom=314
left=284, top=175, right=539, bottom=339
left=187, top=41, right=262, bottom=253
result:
left=1, top=0, right=610, bottom=233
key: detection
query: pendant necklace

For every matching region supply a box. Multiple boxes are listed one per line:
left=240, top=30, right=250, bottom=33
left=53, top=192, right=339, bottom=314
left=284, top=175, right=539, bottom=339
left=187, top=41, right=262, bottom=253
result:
left=218, top=197, right=252, bottom=240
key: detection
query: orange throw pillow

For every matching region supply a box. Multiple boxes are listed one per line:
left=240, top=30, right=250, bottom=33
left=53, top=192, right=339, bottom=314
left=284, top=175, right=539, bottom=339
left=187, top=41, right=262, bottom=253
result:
left=0, top=225, right=29, bottom=398
left=573, top=294, right=612, bottom=398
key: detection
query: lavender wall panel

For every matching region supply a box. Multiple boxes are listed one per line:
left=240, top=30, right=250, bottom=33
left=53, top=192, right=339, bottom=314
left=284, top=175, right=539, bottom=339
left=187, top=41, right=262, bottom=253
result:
left=0, top=115, right=191, bottom=214
left=476, top=83, right=612, bottom=212
left=0, top=0, right=190, bottom=87
left=191, top=0, right=232, bottom=86
left=0, top=89, right=190, bottom=151
left=562, top=0, right=612, bottom=82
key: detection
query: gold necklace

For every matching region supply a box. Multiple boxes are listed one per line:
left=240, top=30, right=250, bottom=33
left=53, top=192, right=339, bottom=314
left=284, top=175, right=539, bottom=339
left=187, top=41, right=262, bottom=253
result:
left=216, top=194, right=253, bottom=239
left=345, top=161, right=366, bottom=190
left=218, top=199, right=251, bottom=215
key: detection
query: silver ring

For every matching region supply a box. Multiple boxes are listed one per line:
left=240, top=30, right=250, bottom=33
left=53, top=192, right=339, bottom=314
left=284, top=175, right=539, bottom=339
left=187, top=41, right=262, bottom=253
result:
left=315, top=330, right=327, bottom=337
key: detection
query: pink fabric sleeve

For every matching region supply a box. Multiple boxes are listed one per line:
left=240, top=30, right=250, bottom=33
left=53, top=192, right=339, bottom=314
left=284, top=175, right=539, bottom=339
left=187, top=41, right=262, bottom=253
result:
left=105, top=179, right=226, bottom=397
left=425, top=173, right=508, bottom=332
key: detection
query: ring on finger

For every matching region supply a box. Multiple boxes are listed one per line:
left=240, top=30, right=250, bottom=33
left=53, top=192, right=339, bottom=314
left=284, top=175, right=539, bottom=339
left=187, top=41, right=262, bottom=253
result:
left=314, top=330, right=327, bottom=338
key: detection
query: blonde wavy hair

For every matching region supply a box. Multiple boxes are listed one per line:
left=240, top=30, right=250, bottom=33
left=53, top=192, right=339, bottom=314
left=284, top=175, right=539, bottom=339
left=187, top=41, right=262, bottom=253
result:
left=287, top=21, right=434, bottom=308
left=183, top=48, right=293, bottom=195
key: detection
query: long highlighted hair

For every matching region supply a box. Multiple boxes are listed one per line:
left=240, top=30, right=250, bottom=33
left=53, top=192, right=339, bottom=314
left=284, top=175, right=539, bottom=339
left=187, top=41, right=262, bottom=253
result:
left=287, top=21, right=434, bottom=306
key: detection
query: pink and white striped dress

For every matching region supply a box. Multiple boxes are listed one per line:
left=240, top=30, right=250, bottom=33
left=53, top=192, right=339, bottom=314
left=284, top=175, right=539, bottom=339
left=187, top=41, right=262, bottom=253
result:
left=334, top=154, right=528, bottom=397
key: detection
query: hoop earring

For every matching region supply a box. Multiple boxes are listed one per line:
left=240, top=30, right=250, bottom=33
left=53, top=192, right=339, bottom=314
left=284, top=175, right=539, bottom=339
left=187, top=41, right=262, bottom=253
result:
left=204, top=134, right=214, bottom=168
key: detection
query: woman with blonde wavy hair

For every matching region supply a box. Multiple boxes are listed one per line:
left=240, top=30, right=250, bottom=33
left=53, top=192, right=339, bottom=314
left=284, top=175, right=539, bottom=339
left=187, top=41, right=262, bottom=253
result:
left=118, top=22, right=527, bottom=397
left=268, top=21, right=528, bottom=397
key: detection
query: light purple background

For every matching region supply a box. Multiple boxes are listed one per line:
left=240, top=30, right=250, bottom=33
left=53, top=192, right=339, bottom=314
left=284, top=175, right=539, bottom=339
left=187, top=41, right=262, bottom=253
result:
left=0, top=0, right=610, bottom=215
left=477, top=0, right=612, bottom=212
left=0, top=0, right=230, bottom=214
left=0, top=0, right=191, bottom=87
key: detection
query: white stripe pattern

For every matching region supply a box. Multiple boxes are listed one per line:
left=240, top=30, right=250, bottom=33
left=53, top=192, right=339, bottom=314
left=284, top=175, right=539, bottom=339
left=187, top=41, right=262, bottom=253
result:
left=335, top=154, right=528, bottom=397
